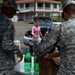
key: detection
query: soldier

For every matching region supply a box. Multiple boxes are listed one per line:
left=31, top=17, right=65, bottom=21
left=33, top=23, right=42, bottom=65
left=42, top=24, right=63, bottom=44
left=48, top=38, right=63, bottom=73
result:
left=0, top=0, right=23, bottom=75
left=34, top=0, right=75, bottom=75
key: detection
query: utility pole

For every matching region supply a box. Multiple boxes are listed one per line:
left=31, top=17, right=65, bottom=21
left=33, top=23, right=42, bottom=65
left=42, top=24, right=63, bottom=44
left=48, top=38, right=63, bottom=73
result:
left=34, top=0, right=36, bottom=17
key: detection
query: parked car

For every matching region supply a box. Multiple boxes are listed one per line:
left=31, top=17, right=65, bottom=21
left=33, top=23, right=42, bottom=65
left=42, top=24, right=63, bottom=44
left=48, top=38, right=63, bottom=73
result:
left=23, top=16, right=53, bottom=46
left=23, top=19, right=61, bottom=46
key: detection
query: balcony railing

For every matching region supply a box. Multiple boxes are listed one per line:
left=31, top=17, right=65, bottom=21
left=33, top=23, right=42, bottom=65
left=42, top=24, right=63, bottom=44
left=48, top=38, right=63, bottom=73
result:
left=18, top=7, right=60, bottom=12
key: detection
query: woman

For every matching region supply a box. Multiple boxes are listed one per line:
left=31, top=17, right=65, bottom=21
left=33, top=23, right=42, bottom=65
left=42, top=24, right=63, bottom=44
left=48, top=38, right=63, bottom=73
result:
left=31, top=19, right=42, bottom=55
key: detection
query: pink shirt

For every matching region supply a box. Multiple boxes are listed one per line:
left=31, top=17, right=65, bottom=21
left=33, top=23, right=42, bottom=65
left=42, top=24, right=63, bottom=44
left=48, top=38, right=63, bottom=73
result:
left=31, top=26, right=42, bottom=38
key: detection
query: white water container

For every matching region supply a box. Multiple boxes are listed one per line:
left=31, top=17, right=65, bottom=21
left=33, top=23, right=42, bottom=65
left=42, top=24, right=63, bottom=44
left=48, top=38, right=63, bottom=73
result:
left=15, top=55, right=25, bottom=73
left=14, top=40, right=24, bottom=73
left=14, top=40, right=21, bottom=49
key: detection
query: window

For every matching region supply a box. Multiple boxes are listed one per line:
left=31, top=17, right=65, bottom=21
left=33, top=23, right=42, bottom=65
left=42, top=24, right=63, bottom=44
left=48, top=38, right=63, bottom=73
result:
left=45, top=13, right=50, bottom=17
left=38, top=13, right=43, bottom=16
left=19, top=4, right=24, bottom=8
left=45, top=3, right=50, bottom=8
left=53, top=4, right=57, bottom=9
left=38, top=3, right=43, bottom=7
left=25, top=3, right=29, bottom=8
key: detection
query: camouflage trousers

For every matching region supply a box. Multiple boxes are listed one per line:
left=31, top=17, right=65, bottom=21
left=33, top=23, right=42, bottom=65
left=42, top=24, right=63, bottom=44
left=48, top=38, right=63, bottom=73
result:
left=0, top=69, right=15, bottom=75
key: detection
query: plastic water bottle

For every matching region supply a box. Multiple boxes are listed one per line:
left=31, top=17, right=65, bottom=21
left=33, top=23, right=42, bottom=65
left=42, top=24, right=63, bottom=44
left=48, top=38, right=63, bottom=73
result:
left=31, top=56, right=39, bottom=75
left=14, top=40, right=24, bottom=73
left=24, top=49, right=31, bottom=74
left=31, top=56, right=34, bottom=75
left=34, top=56, right=39, bottom=74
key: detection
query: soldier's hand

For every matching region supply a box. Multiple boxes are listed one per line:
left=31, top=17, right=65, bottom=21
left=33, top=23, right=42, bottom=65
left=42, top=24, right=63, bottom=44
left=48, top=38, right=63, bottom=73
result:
left=18, top=53, right=23, bottom=62
left=18, top=50, right=23, bottom=62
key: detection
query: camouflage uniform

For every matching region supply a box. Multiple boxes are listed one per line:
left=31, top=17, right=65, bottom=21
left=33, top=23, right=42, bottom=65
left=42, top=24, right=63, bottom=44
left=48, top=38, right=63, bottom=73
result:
left=35, top=16, right=75, bottom=75
left=34, top=0, right=75, bottom=74
left=0, top=0, right=21, bottom=75
left=0, top=12, right=20, bottom=75
left=0, top=69, right=15, bottom=75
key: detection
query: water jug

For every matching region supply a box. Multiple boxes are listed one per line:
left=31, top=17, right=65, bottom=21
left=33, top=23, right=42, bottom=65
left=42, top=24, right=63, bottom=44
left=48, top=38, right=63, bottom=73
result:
left=24, top=49, right=31, bottom=73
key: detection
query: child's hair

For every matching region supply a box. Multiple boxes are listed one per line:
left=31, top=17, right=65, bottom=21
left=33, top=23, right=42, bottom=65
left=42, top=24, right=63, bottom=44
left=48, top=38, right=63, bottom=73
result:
left=35, top=19, right=40, bottom=23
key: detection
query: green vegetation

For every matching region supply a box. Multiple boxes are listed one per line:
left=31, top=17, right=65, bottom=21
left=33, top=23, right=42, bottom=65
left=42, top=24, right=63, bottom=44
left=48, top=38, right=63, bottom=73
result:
left=60, top=0, right=65, bottom=3
left=0, top=0, right=3, bottom=9
left=53, top=16, right=64, bottom=22
left=29, top=22, right=34, bottom=24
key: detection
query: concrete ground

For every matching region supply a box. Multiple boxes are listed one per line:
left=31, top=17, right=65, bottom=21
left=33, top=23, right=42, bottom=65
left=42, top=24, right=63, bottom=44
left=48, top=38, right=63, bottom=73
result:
left=14, top=21, right=33, bottom=54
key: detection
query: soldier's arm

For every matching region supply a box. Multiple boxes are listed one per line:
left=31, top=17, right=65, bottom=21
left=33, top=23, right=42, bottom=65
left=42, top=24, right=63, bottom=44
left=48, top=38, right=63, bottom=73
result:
left=34, top=25, right=61, bottom=58
left=1, top=22, right=19, bottom=54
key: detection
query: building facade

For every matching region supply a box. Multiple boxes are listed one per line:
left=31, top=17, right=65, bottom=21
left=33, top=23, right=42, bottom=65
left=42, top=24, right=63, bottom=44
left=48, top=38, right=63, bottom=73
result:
left=16, top=0, right=62, bottom=22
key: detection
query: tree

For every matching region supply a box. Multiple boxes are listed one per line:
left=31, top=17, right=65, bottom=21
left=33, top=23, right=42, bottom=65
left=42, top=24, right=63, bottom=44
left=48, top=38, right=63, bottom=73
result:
left=59, top=0, right=65, bottom=3
left=0, top=0, right=3, bottom=9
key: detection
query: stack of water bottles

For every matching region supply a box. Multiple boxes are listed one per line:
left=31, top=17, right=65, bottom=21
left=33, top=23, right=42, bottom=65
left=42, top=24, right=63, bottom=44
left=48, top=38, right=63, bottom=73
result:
left=24, top=49, right=39, bottom=75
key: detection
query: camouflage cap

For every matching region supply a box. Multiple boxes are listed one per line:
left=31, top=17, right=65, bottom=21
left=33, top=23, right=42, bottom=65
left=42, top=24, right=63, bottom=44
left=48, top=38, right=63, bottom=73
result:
left=2, top=0, right=19, bottom=11
left=62, top=0, right=75, bottom=10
